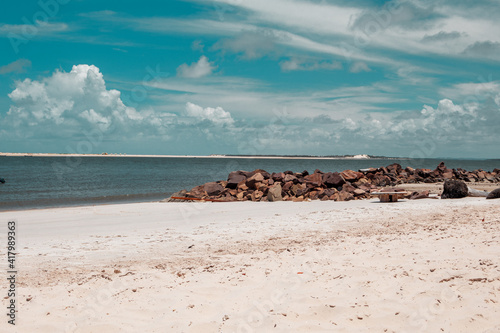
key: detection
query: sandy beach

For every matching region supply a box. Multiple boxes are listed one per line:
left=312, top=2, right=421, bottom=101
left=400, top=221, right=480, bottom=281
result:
left=2, top=198, right=500, bottom=332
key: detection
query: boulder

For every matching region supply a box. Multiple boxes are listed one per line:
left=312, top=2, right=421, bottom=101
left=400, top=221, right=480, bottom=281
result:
left=441, top=179, right=468, bottom=199
left=227, top=171, right=246, bottom=189
left=251, top=190, right=264, bottom=201
left=341, top=170, right=363, bottom=182
left=304, top=173, right=323, bottom=188
left=337, top=190, right=354, bottom=201
left=353, top=189, right=366, bottom=196
left=204, top=182, right=224, bottom=196
left=246, top=173, right=264, bottom=189
left=322, top=172, right=345, bottom=188
left=486, top=188, right=500, bottom=200
left=165, top=189, right=188, bottom=202
left=271, top=172, right=285, bottom=182
left=386, top=163, right=402, bottom=175
left=267, top=184, right=283, bottom=202
left=187, top=185, right=206, bottom=198
left=284, top=174, right=298, bottom=183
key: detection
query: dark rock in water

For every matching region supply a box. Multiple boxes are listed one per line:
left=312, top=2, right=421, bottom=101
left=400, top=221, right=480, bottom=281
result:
left=441, top=179, right=468, bottom=199
left=486, top=188, right=500, bottom=200
left=204, top=182, right=224, bottom=196
left=0, top=178, right=5, bottom=184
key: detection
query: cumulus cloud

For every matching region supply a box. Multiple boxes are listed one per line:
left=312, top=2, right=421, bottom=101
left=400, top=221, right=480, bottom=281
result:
left=177, top=56, right=216, bottom=78
left=0, top=59, right=31, bottom=75
left=4, top=64, right=172, bottom=137
left=184, top=102, right=234, bottom=126
left=279, top=58, right=342, bottom=72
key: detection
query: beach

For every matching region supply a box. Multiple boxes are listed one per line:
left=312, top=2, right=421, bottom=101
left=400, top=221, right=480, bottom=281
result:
left=2, top=198, right=500, bottom=332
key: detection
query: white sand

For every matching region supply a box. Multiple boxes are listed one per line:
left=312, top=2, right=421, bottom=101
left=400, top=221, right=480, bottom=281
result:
left=2, top=198, right=500, bottom=332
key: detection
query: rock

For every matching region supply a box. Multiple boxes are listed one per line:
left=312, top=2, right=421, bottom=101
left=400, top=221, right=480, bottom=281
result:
left=227, top=171, right=246, bottom=189
left=353, top=189, right=366, bottom=196
left=386, top=163, right=402, bottom=175
left=337, top=190, right=354, bottom=201
left=271, top=172, right=285, bottom=182
left=246, top=173, right=264, bottom=189
left=164, top=189, right=188, bottom=202
left=267, top=184, right=283, bottom=202
left=342, top=183, right=356, bottom=193
left=436, top=162, right=447, bottom=172
left=304, top=173, right=323, bottom=188
left=409, top=191, right=430, bottom=200
left=441, top=179, right=468, bottom=199
left=322, top=172, right=345, bottom=188
left=302, top=170, right=310, bottom=176
left=282, top=181, right=293, bottom=192
left=187, top=185, right=206, bottom=198
left=486, top=188, right=500, bottom=200
left=341, top=170, right=363, bottom=182
left=251, top=190, right=264, bottom=201
left=204, top=182, right=224, bottom=196
left=284, top=174, right=298, bottom=183
left=290, top=183, right=305, bottom=196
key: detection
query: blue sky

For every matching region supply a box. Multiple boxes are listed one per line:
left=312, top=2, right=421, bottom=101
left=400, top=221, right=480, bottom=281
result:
left=1, top=0, right=499, bottom=158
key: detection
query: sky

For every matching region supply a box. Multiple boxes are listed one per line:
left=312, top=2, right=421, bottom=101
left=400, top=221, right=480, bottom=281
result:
left=0, top=0, right=499, bottom=158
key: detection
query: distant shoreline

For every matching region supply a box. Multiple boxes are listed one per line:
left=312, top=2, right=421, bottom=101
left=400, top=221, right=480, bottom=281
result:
left=0, top=153, right=403, bottom=160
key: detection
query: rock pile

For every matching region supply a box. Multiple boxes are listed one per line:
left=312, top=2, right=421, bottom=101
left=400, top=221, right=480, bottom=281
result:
left=175, top=162, right=500, bottom=202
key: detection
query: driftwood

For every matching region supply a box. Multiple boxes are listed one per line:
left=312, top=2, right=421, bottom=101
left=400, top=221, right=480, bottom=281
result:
left=467, top=187, right=490, bottom=197
left=171, top=197, right=227, bottom=202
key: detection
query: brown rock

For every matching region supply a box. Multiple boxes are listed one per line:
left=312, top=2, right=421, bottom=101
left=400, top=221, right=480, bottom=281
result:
left=304, top=173, right=323, bottom=188
left=227, top=171, right=246, bottom=189
left=271, top=172, right=285, bottom=182
left=322, top=172, right=345, bottom=188
left=341, top=170, right=363, bottom=182
left=267, top=184, right=283, bottom=202
left=337, top=190, right=354, bottom=201
left=246, top=173, right=264, bottom=189
left=441, top=179, right=468, bottom=199
left=353, top=189, right=366, bottom=196
left=251, top=190, right=263, bottom=201
left=486, top=188, right=500, bottom=200
left=284, top=174, right=298, bottom=183
left=282, top=181, right=293, bottom=192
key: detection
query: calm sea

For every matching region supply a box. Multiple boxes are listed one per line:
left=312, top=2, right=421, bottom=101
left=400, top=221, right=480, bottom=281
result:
left=0, top=156, right=498, bottom=211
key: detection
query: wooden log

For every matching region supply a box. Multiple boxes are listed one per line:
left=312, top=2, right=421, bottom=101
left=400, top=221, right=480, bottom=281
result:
left=171, top=197, right=227, bottom=202
left=467, top=187, right=489, bottom=197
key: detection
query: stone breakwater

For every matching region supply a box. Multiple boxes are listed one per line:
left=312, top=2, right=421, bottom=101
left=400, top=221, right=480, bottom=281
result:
left=170, top=162, right=500, bottom=202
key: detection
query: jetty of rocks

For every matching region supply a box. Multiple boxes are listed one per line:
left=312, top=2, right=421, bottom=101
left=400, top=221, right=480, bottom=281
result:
left=170, top=162, right=500, bottom=202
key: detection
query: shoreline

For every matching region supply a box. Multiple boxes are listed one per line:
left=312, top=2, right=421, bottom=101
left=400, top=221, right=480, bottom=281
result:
left=3, top=198, right=500, bottom=332
left=1, top=152, right=399, bottom=160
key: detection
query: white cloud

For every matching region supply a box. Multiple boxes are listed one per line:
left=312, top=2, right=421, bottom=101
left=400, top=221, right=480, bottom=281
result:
left=349, top=62, right=371, bottom=73
left=184, top=102, right=234, bottom=126
left=279, top=58, right=342, bottom=72
left=5, top=64, right=168, bottom=134
left=0, top=59, right=32, bottom=75
left=0, top=21, right=68, bottom=36
left=177, top=56, right=216, bottom=78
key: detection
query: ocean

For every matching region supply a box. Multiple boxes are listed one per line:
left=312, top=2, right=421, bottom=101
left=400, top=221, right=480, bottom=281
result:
left=0, top=156, right=498, bottom=211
